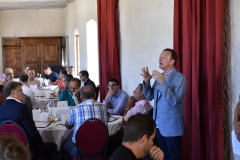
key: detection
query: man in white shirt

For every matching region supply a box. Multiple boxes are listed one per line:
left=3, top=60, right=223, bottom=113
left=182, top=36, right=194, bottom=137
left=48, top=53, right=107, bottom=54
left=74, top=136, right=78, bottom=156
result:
left=27, top=68, right=41, bottom=88
left=24, top=65, right=30, bottom=74
left=122, top=84, right=153, bottom=126
left=68, top=66, right=78, bottom=78
left=19, top=73, right=38, bottom=109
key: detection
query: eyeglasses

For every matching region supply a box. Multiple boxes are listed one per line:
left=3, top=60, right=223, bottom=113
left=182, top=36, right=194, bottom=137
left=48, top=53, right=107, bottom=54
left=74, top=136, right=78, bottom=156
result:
left=108, top=84, right=118, bottom=87
left=70, top=87, right=79, bottom=90
left=14, top=89, right=23, bottom=92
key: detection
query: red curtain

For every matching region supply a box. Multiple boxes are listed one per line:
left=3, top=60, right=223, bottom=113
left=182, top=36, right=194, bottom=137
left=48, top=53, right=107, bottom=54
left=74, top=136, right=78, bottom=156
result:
left=97, top=0, right=121, bottom=102
left=174, top=0, right=225, bottom=160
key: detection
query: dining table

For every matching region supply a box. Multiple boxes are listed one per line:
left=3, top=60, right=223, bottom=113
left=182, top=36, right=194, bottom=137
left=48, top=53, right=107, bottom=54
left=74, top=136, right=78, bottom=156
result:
left=34, top=87, right=59, bottom=109
left=36, top=115, right=123, bottom=151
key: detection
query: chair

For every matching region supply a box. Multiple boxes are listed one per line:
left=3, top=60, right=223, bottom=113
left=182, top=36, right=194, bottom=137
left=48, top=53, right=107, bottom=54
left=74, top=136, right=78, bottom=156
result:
left=23, top=94, right=33, bottom=111
left=0, top=120, right=28, bottom=146
left=95, top=85, right=100, bottom=101
left=70, top=118, right=109, bottom=160
left=0, top=121, right=47, bottom=160
left=145, top=108, right=153, bottom=117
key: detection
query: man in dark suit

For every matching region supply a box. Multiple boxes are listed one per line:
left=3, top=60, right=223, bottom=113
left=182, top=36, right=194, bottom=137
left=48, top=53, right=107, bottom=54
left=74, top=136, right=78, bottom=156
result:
left=79, top=70, right=96, bottom=92
left=0, top=82, right=57, bottom=160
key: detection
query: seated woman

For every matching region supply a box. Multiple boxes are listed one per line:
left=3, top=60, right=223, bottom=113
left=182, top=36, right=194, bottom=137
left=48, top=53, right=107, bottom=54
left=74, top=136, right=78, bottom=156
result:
left=58, top=68, right=68, bottom=91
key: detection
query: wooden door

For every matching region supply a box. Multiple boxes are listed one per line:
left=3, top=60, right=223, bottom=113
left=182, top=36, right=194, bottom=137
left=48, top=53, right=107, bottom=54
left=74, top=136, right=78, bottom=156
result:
left=4, top=40, right=22, bottom=77
left=40, top=38, right=61, bottom=71
left=21, top=41, right=41, bottom=75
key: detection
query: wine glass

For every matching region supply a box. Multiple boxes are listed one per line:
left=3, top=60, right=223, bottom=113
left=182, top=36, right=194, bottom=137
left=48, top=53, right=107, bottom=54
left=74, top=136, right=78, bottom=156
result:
left=48, top=100, right=58, bottom=121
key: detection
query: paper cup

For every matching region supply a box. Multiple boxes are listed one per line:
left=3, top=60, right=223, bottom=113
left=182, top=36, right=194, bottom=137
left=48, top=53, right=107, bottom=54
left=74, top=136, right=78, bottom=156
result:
left=39, top=113, right=48, bottom=121
left=32, top=110, right=40, bottom=121
left=61, top=114, right=69, bottom=125
left=45, top=91, right=50, bottom=98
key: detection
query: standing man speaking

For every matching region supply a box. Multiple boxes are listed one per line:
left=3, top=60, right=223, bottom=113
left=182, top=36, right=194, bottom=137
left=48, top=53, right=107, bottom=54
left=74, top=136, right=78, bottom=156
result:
left=141, top=48, right=186, bottom=160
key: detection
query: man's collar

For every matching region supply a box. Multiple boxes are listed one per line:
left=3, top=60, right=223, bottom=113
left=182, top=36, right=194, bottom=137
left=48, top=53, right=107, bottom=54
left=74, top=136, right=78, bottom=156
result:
left=83, top=78, right=89, bottom=83
left=28, top=78, right=35, bottom=82
left=80, top=99, right=96, bottom=104
left=7, top=96, right=22, bottom=103
left=114, top=89, right=121, bottom=97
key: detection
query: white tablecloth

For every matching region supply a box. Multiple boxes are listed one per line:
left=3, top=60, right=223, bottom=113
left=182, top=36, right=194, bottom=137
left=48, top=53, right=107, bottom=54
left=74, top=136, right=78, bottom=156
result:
left=108, top=115, right=123, bottom=136
left=37, top=115, right=123, bottom=151
left=37, top=122, right=73, bottom=151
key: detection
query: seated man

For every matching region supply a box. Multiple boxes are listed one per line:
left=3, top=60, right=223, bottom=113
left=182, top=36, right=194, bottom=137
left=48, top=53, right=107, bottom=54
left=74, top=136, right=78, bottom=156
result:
left=62, top=74, right=73, bottom=89
left=0, top=82, right=57, bottom=160
left=5, top=68, right=14, bottom=81
left=0, top=135, right=31, bottom=160
left=110, top=114, right=164, bottom=160
left=0, top=68, right=14, bottom=82
left=234, top=97, right=240, bottom=141
left=63, top=86, right=107, bottom=159
left=103, top=78, right=129, bottom=115
left=19, top=73, right=38, bottom=109
left=43, top=66, right=59, bottom=85
left=24, top=65, right=30, bottom=74
left=122, top=84, right=153, bottom=126
left=68, top=66, right=78, bottom=78
left=58, top=78, right=81, bottom=106
left=79, top=70, right=96, bottom=89
left=27, top=68, right=40, bottom=88
left=5, top=72, right=14, bottom=82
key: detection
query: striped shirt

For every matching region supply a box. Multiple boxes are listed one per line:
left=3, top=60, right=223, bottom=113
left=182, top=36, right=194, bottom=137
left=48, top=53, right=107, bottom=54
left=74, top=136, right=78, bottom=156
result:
left=68, top=99, right=107, bottom=143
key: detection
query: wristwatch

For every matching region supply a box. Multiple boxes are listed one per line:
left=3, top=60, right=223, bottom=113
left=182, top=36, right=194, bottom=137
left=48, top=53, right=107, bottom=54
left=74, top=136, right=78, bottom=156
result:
left=74, top=97, right=78, bottom=99
left=125, top=107, right=129, bottom=111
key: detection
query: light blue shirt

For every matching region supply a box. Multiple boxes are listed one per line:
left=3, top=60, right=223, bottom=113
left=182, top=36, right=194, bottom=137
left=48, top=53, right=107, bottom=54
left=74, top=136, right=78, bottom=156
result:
left=103, top=89, right=129, bottom=115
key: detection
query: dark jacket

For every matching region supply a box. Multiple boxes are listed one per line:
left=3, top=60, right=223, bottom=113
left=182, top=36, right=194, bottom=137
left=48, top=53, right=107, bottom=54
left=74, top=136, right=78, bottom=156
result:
left=0, top=99, right=43, bottom=147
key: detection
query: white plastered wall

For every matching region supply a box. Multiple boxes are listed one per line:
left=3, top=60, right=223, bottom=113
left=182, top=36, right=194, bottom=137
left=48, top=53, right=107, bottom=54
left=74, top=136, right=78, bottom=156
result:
left=119, top=0, right=174, bottom=95
left=65, top=0, right=98, bottom=69
left=65, top=0, right=173, bottom=91
left=65, top=0, right=98, bottom=83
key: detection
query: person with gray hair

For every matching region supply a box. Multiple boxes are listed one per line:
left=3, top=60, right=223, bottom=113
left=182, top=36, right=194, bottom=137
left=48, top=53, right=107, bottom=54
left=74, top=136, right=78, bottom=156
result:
left=0, top=81, right=57, bottom=160
left=4, top=68, right=14, bottom=82
left=63, top=85, right=107, bottom=160
left=122, top=84, right=153, bottom=126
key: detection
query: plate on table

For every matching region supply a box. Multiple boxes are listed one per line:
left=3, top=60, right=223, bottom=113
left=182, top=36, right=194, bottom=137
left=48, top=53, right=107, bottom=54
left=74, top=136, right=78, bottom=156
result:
left=35, top=121, right=51, bottom=128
